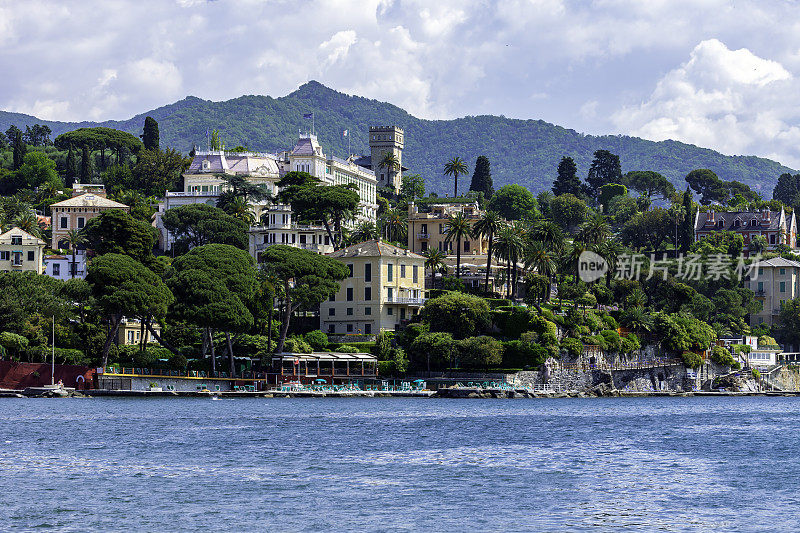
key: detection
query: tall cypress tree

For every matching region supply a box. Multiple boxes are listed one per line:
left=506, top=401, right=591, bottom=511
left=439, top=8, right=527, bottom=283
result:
left=681, top=189, right=694, bottom=253
left=586, top=149, right=622, bottom=194
left=552, top=156, right=583, bottom=197
left=80, top=144, right=93, bottom=182
left=12, top=130, right=26, bottom=170
left=141, top=116, right=159, bottom=151
left=469, top=155, right=494, bottom=198
left=66, top=145, right=78, bottom=188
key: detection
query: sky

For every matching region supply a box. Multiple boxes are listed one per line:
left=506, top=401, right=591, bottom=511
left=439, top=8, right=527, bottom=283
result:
left=3, top=0, right=800, bottom=167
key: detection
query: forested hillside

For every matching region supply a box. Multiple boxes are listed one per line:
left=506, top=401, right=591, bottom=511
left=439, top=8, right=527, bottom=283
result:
left=1, top=81, right=793, bottom=195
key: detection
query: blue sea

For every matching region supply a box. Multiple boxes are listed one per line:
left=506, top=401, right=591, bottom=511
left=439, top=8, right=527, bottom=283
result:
left=1, top=397, right=799, bottom=532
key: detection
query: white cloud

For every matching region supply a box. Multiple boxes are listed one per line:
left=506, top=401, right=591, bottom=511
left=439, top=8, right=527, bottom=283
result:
left=613, top=39, right=800, bottom=167
left=2, top=0, right=800, bottom=167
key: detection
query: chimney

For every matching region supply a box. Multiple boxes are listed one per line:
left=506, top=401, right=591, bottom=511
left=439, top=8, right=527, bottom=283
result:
left=764, top=210, right=771, bottom=223
left=707, top=210, right=715, bottom=224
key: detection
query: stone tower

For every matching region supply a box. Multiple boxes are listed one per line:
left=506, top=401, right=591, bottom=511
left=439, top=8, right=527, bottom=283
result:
left=369, top=126, right=404, bottom=192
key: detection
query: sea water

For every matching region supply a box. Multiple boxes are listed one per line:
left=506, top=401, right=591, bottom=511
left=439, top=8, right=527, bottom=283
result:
left=1, top=396, right=799, bottom=532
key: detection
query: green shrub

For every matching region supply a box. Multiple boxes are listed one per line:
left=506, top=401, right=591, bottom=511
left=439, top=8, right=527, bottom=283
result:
left=620, top=333, right=641, bottom=354
left=335, top=345, right=359, bottom=353
left=458, top=336, right=503, bottom=368
left=561, top=337, right=583, bottom=357
left=371, top=331, right=392, bottom=360
left=168, top=352, right=188, bottom=370
left=378, top=360, right=394, bottom=376
left=752, top=368, right=761, bottom=379
left=540, top=308, right=556, bottom=323
left=711, top=346, right=740, bottom=369
left=600, top=330, right=622, bottom=353
left=681, top=351, right=703, bottom=369
left=283, top=336, right=312, bottom=354
left=410, top=331, right=456, bottom=370
left=502, top=340, right=549, bottom=368
left=584, top=312, right=604, bottom=333
left=420, top=291, right=491, bottom=338
left=486, top=298, right=512, bottom=309
left=602, top=314, right=619, bottom=330
left=392, top=347, right=409, bottom=374
left=304, top=330, right=329, bottom=351
left=396, top=323, right=427, bottom=351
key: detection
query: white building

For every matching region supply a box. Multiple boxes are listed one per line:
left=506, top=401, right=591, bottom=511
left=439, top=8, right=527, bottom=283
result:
left=155, top=133, right=378, bottom=258
left=43, top=252, right=87, bottom=280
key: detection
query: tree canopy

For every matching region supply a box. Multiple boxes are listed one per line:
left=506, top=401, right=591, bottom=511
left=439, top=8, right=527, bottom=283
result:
left=487, top=184, right=536, bottom=221
left=162, top=203, right=249, bottom=253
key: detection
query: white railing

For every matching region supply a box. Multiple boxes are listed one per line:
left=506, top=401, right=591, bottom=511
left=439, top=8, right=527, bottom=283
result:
left=166, top=191, right=219, bottom=197
left=417, top=233, right=430, bottom=239
left=385, top=296, right=426, bottom=305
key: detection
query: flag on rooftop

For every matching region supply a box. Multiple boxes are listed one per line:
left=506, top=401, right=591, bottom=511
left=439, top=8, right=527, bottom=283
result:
left=343, top=129, right=348, bottom=137
left=303, top=113, right=313, bottom=119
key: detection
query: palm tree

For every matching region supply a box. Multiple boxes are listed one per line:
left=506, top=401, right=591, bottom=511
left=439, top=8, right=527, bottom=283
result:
left=620, top=306, right=653, bottom=333
left=494, top=223, right=524, bottom=298
left=378, top=152, right=401, bottom=188
left=423, top=248, right=447, bottom=289
left=443, top=157, right=468, bottom=198
left=444, top=211, right=473, bottom=279
left=65, top=229, right=86, bottom=278
left=223, top=196, right=256, bottom=225
left=577, top=213, right=612, bottom=246
left=473, top=210, right=502, bottom=293
left=13, top=212, right=42, bottom=238
left=381, top=208, right=407, bottom=243
left=350, top=221, right=379, bottom=244
left=524, top=240, right=557, bottom=302
left=529, top=220, right=565, bottom=253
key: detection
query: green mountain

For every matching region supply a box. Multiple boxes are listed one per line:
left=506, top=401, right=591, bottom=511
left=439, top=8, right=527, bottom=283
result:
left=1, top=81, right=793, bottom=196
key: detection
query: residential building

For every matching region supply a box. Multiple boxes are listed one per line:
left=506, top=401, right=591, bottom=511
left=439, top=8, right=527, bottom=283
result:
left=157, top=132, right=379, bottom=256
left=320, top=240, right=426, bottom=336
left=44, top=252, right=87, bottom=280
left=694, top=208, right=798, bottom=254
left=747, top=257, right=800, bottom=327
left=0, top=227, right=46, bottom=274
left=116, top=318, right=162, bottom=346
left=407, top=200, right=489, bottom=255
left=50, top=192, right=129, bottom=249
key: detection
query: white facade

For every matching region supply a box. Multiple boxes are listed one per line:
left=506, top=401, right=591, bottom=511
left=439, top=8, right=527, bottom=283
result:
left=43, top=252, right=87, bottom=280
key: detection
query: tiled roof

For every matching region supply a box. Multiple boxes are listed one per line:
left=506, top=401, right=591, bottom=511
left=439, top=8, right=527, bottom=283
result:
left=752, top=257, right=800, bottom=269
left=51, top=193, right=128, bottom=209
left=330, top=239, right=424, bottom=259
left=695, top=210, right=783, bottom=232
left=291, top=137, right=316, bottom=156
left=0, top=227, right=46, bottom=245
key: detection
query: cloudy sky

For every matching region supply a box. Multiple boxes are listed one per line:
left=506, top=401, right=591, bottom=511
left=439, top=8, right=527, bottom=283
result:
left=3, top=0, right=800, bottom=167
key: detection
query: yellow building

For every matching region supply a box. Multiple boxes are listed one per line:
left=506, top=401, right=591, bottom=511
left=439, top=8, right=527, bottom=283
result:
left=0, top=227, right=46, bottom=274
left=116, top=318, right=162, bottom=346
left=320, top=240, right=426, bottom=337
left=50, top=192, right=129, bottom=249
left=407, top=200, right=488, bottom=255
left=748, top=257, right=800, bottom=327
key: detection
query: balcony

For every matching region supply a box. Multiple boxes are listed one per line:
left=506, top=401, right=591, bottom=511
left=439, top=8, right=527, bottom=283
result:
left=385, top=296, right=426, bottom=306
left=416, top=233, right=430, bottom=240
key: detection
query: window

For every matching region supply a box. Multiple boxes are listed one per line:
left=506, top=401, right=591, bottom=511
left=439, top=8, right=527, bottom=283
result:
left=300, top=235, right=307, bottom=244
left=421, top=242, right=428, bottom=252
left=347, top=307, right=353, bottom=316
left=781, top=281, right=786, bottom=293
left=77, top=217, right=85, bottom=229
left=421, top=224, right=427, bottom=234
left=400, top=308, right=406, bottom=320
left=328, top=324, right=335, bottom=333
left=27, top=251, right=34, bottom=261
left=60, top=217, right=68, bottom=229
left=759, top=267, right=764, bottom=275
left=347, top=264, right=353, bottom=277
left=758, top=281, right=764, bottom=292
left=328, top=308, right=335, bottom=316
left=387, top=307, right=393, bottom=316
left=364, top=262, right=371, bottom=282
left=780, top=268, right=786, bottom=275
left=364, top=323, right=371, bottom=334
left=464, top=240, right=470, bottom=252
left=413, top=265, right=418, bottom=283
left=346, top=324, right=353, bottom=333
left=400, top=264, right=406, bottom=278
left=388, top=264, right=393, bottom=282
left=0, top=251, right=8, bottom=261
left=53, top=263, right=60, bottom=276
left=346, top=287, right=353, bottom=301
left=365, top=287, right=372, bottom=301
left=387, top=287, right=393, bottom=300
left=439, top=223, right=444, bottom=234
left=11, top=252, right=22, bottom=266
left=365, top=307, right=371, bottom=316
left=329, top=294, right=335, bottom=302
left=11, top=236, right=22, bottom=245
left=771, top=234, right=776, bottom=244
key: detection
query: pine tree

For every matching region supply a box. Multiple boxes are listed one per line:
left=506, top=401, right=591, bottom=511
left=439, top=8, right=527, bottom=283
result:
left=12, top=130, right=26, bottom=170
left=80, top=144, right=93, bottom=182
left=66, top=145, right=78, bottom=188
left=586, top=149, right=622, bottom=194
left=469, top=155, right=494, bottom=198
left=552, top=156, right=583, bottom=197
left=681, top=189, right=694, bottom=253
left=141, top=116, right=159, bottom=151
